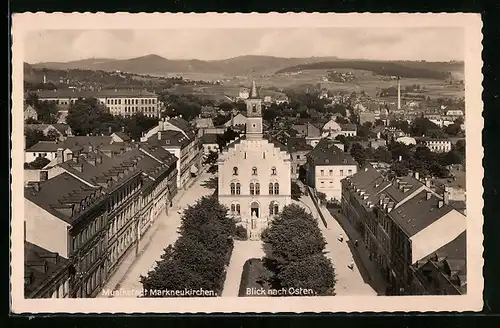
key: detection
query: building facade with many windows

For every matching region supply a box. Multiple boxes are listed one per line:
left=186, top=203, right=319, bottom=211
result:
left=24, top=142, right=178, bottom=298
left=33, top=89, right=160, bottom=117
left=340, top=166, right=467, bottom=295
left=217, top=81, right=291, bottom=240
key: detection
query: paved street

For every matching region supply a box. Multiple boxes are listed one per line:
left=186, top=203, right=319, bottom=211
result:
left=222, top=240, right=265, bottom=297
left=293, top=190, right=378, bottom=296
left=99, top=171, right=215, bottom=297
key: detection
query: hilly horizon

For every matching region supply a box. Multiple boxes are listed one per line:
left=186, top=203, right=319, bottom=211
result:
left=25, top=54, right=358, bottom=76
left=27, top=54, right=464, bottom=79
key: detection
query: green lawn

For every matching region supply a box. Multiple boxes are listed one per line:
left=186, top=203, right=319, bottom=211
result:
left=237, top=258, right=274, bottom=297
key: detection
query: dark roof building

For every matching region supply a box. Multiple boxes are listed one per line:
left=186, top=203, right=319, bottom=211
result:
left=307, top=139, right=357, bottom=166
left=24, top=241, right=70, bottom=298
left=200, top=133, right=219, bottom=145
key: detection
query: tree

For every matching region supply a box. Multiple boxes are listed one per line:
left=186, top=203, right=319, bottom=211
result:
left=391, top=161, right=409, bottom=177
left=66, top=97, right=109, bottom=136
left=411, top=116, right=439, bottom=137
left=372, top=146, right=392, bottom=163
left=35, top=101, right=59, bottom=123
left=203, top=151, right=219, bottom=174
left=123, top=113, right=158, bottom=141
left=350, top=143, right=367, bottom=166
left=444, top=123, right=462, bottom=136
left=263, top=105, right=280, bottom=122
left=27, top=157, right=51, bottom=169
left=316, top=192, right=327, bottom=205
left=262, top=204, right=336, bottom=295
left=291, top=180, right=303, bottom=201
left=140, top=196, right=236, bottom=296
left=277, top=254, right=336, bottom=296
left=24, top=129, right=47, bottom=149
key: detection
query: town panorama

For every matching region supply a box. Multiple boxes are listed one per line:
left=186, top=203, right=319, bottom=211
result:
left=22, top=36, right=467, bottom=300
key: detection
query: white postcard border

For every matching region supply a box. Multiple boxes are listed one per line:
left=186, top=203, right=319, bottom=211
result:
left=10, top=12, right=484, bottom=313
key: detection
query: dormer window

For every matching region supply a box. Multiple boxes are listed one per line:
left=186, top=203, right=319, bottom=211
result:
left=233, top=167, right=238, bottom=175
left=252, top=167, right=258, bottom=175
left=271, top=167, right=277, bottom=175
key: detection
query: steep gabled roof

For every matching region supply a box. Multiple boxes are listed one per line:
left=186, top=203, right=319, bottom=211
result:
left=308, top=139, right=357, bottom=166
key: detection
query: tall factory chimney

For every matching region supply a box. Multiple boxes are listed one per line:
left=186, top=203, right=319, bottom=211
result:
left=397, top=76, right=401, bottom=110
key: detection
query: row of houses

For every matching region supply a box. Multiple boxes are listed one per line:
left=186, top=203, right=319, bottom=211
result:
left=340, top=167, right=467, bottom=295
left=23, top=114, right=208, bottom=298
left=24, top=143, right=178, bottom=298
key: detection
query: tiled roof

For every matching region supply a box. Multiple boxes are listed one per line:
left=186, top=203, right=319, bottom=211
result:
left=112, top=132, right=131, bottom=142
left=140, top=144, right=178, bottom=167
left=167, top=117, right=196, bottom=140
left=58, top=149, right=145, bottom=192
left=388, top=190, right=455, bottom=237
left=286, top=137, right=313, bottom=152
left=308, top=139, right=357, bottom=166
left=26, top=141, right=64, bottom=152
left=24, top=241, right=70, bottom=298
left=266, top=135, right=288, bottom=152
left=200, top=133, right=218, bottom=145
left=24, top=172, right=100, bottom=224
left=151, top=130, right=191, bottom=148
left=63, top=136, right=113, bottom=150
left=36, top=89, right=158, bottom=99
left=383, top=176, right=423, bottom=204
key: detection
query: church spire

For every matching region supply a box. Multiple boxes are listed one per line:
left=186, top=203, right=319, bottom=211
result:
left=250, top=80, right=259, bottom=99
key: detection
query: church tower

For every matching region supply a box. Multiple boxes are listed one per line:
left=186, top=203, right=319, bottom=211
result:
left=245, top=80, right=263, bottom=140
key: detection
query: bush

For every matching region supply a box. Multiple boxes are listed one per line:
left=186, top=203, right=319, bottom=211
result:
left=27, top=157, right=50, bottom=169
left=235, top=225, right=248, bottom=240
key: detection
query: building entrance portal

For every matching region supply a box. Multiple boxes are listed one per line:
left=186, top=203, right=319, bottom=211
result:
left=249, top=202, right=260, bottom=240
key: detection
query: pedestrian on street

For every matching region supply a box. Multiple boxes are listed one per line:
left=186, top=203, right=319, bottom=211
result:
left=339, top=233, right=344, bottom=242
left=348, top=260, right=354, bottom=270
left=354, top=240, right=359, bottom=247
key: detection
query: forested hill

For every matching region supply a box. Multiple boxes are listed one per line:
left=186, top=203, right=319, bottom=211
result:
left=276, top=60, right=464, bottom=80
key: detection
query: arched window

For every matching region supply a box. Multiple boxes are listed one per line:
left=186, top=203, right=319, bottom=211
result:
left=233, top=167, right=238, bottom=175
left=231, top=204, right=236, bottom=212
left=255, top=183, right=260, bottom=195
left=236, top=204, right=240, bottom=215
left=250, top=183, right=255, bottom=195
left=230, top=183, right=236, bottom=195
left=271, top=167, right=277, bottom=175
left=274, top=183, right=279, bottom=195
left=269, top=183, right=274, bottom=195
left=252, top=167, right=258, bottom=175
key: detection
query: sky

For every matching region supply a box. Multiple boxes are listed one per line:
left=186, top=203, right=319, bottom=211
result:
left=24, top=27, right=464, bottom=63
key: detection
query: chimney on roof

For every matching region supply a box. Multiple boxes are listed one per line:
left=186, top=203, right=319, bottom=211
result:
left=438, top=200, right=444, bottom=208
left=56, top=148, right=64, bottom=164
left=72, top=156, right=79, bottom=163
left=158, top=131, right=162, bottom=140
left=39, top=170, right=48, bottom=182
left=96, top=155, right=102, bottom=164
left=398, top=155, right=402, bottom=162
left=108, top=126, right=112, bottom=135
left=364, top=167, right=368, bottom=172
left=443, top=186, right=449, bottom=205
left=414, top=171, right=419, bottom=180
left=425, top=179, right=431, bottom=188
left=121, top=126, right=125, bottom=133
left=33, top=181, right=41, bottom=192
